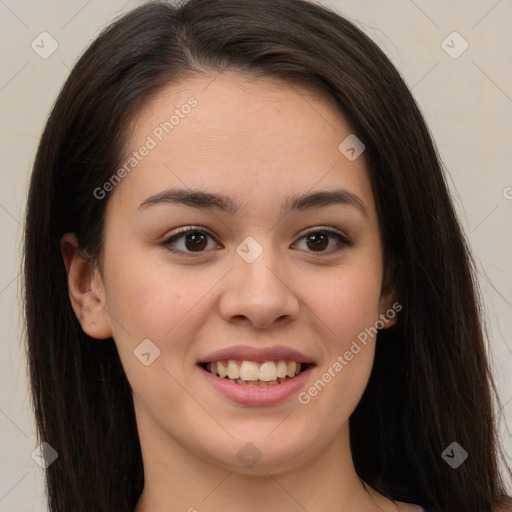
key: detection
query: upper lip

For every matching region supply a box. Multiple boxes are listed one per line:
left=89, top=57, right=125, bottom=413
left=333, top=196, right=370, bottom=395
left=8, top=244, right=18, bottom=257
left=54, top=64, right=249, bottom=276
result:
left=198, top=345, right=316, bottom=364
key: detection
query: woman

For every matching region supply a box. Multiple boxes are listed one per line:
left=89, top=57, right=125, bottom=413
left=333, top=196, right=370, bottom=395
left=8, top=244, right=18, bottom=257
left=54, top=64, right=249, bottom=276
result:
left=23, top=0, right=512, bottom=511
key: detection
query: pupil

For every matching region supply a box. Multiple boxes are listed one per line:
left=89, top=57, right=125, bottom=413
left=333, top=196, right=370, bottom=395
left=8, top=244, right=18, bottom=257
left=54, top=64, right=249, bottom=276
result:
left=185, top=232, right=207, bottom=251
left=307, top=232, right=328, bottom=251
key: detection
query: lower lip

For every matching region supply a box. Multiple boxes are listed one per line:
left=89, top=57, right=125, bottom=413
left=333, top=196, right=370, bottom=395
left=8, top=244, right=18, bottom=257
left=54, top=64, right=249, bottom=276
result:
left=198, top=365, right=314, bottom=406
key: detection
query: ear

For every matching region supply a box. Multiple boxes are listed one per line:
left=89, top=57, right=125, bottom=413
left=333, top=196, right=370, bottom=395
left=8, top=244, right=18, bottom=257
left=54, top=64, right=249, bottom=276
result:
left=60, top=233, right=113, bottom=339
left=377, top=259, right=401, bottom=329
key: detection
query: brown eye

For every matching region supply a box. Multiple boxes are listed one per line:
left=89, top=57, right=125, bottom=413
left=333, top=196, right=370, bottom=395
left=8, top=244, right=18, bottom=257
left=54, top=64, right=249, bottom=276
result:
left=293, top=229, right=352, bottom=254
left=182, top=232, right=208, bottom=251
left=160, top=226, right=352, bottom=258
left=305, top=232, right=329, bottom=251
left=161, top=227, right=219, bottom=255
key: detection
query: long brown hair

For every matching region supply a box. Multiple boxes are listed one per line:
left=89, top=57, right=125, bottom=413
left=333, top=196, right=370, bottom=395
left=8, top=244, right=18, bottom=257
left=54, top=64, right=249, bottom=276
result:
left=23, top=0, right=512, bottom=510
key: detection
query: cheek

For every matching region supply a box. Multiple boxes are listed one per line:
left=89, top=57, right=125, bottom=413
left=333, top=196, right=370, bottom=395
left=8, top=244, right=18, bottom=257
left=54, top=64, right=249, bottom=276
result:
left=315, top=262, right=383, bottom=345
left=301, top=306, right=378, bottom=429
left=303, top=263, right=381, bottom=412
left=103, top=257, right=205, bottom=407
left=102, top=248, right=206, bottom=369
left=104, top=244, right=203, bottom=336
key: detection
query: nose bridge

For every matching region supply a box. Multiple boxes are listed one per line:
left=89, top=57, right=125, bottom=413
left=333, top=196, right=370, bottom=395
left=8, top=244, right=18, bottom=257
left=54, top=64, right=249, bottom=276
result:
left=235, top=235, right=284, bottom=288
left=220, top=235, right=299, bottom=328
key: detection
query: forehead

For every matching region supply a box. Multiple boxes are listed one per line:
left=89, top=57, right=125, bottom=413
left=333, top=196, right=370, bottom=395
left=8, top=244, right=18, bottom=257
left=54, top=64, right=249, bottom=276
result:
left=129, top=72, right=348, bottom=154
left=106, top=72, right=375, bottom=219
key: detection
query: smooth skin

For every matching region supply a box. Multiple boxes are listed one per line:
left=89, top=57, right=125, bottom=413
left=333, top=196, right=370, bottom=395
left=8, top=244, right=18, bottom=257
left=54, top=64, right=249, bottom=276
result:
left=61, top=72, right=418, bottom=512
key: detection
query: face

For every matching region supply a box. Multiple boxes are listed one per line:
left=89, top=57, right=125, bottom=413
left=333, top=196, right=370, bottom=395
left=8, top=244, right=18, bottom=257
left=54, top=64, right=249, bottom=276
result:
left=63, top=72, right=396, bottom=475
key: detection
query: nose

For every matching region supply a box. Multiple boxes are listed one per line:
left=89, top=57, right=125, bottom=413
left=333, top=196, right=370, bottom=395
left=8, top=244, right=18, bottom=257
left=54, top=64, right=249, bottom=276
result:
left=218, top=241, right=300, bottom=329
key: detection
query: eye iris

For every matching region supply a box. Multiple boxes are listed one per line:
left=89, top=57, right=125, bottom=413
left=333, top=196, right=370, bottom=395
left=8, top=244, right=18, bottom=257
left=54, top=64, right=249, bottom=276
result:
left=185, top=232, right=208, bottom=251
left=306, top=232, right=328, bottom=251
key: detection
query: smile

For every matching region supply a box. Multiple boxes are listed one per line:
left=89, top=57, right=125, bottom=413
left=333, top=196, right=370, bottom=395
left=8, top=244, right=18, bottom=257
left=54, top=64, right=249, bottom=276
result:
left=198, top=360, right=314, bottom=406
left=202, top=360, right=310, bottom=386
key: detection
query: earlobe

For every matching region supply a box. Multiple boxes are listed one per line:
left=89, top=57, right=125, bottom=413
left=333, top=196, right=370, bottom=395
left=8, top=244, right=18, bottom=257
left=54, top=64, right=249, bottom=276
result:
left=60, top=233, right=113, bottom=340
left=378, top=300, right=398, bottom=328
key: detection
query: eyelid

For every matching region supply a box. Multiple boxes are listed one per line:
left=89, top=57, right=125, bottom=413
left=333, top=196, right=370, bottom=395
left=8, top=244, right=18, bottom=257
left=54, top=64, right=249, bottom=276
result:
left=165, top=225, right=216, bottom=240
left=160, top=226, right=220, bottom=257
left=297, top=226, right=353, bottom=246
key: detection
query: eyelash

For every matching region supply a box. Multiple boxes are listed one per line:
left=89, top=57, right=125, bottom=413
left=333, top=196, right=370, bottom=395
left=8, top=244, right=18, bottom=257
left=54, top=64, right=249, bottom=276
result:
left=159, top=226, right=353, bottom=257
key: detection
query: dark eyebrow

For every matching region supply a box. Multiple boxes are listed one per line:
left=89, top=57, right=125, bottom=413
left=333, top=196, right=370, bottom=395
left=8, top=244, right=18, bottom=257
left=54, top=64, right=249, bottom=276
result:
left=137, top=187, right=368, bottom=218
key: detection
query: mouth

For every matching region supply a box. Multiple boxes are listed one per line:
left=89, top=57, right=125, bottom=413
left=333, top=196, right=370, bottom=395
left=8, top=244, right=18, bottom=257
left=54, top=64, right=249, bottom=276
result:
left=199, top=359, right=314, bottom=386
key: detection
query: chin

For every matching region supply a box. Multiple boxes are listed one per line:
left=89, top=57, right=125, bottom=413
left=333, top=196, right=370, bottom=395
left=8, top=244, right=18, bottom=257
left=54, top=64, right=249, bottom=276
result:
left=199, top=429, right=316, bottom=475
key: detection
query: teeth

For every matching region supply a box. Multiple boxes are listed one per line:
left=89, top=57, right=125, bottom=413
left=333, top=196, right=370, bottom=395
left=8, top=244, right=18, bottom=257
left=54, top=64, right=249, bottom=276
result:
left=276, top=360, right=288, bottom=378
left=239, top=361, right=259, bottom=381
left=235, top=379, right=280, bottom=386
left=259, top=361, right=277, bottom=381
left=227, top=360, right=240, bottom=380
left=205, top=359, right=305, bottom=382
left=217, top=360, right=228, bottom=378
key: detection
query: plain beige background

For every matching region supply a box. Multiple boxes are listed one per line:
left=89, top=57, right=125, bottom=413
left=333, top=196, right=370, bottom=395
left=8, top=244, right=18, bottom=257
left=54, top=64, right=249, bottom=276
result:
left=1, top=0, right=511, bottom=510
